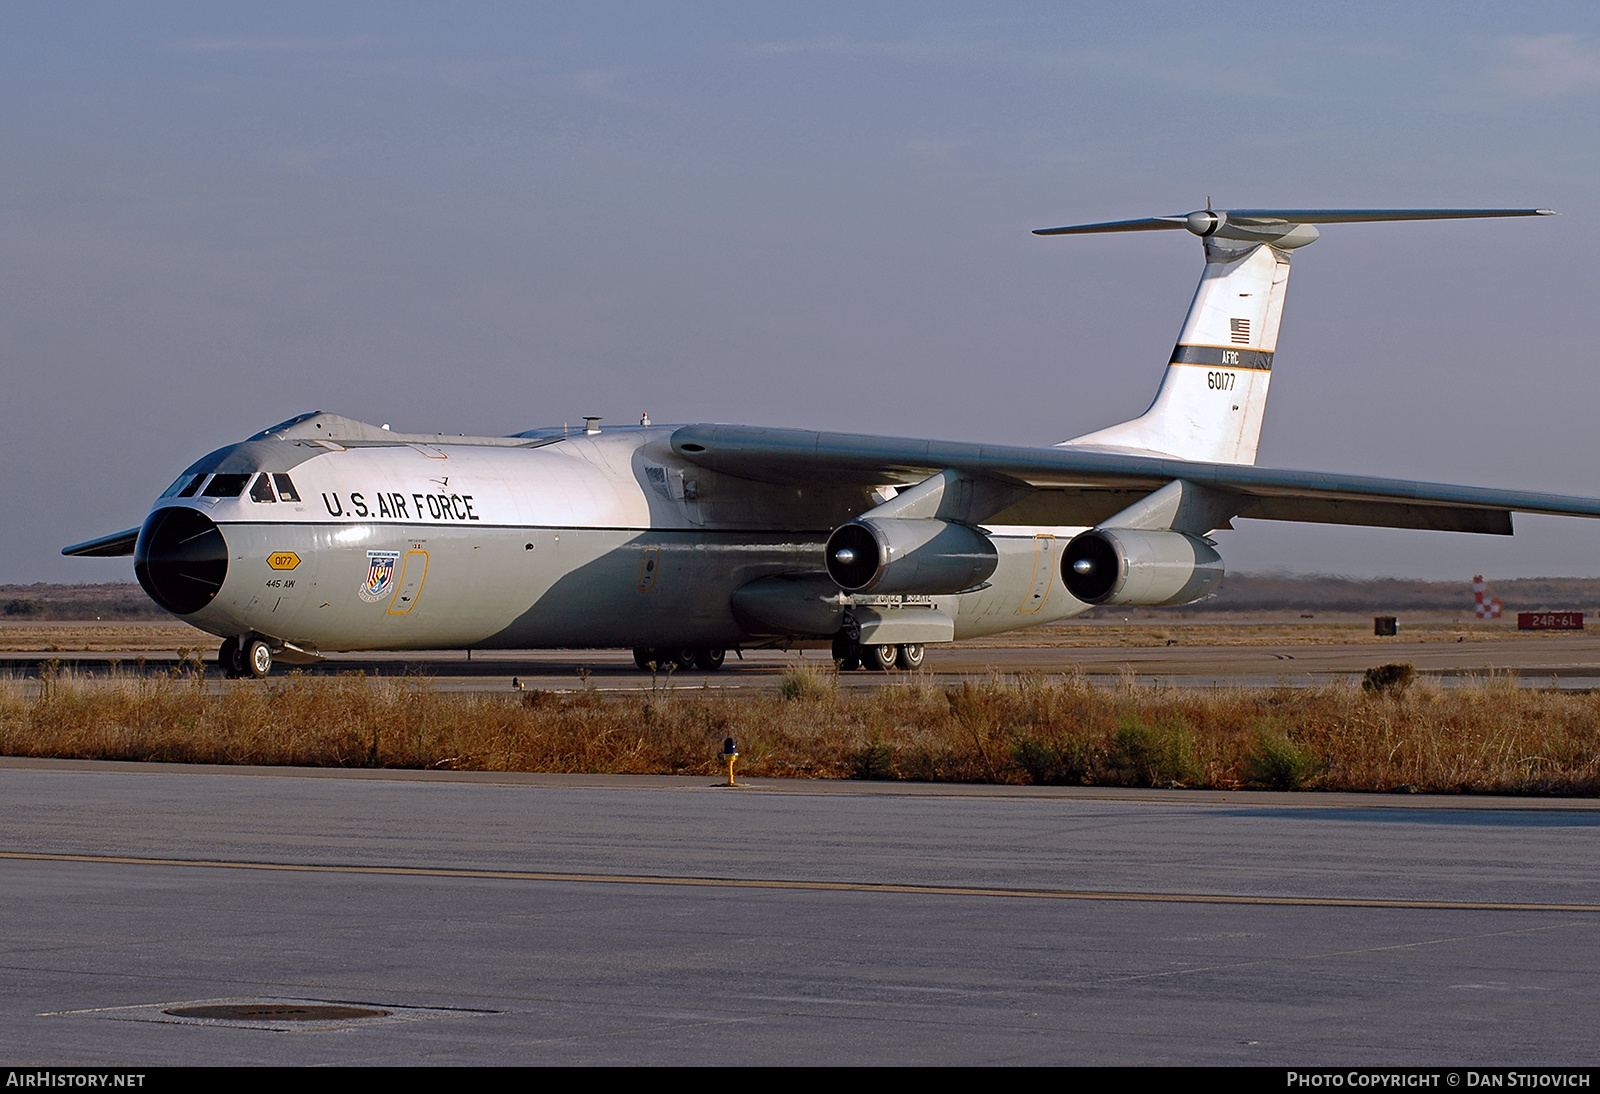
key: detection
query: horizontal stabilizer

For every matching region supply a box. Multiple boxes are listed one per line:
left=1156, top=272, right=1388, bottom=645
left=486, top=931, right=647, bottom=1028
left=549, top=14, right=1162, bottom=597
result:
left=1032, top=216, right=1189, bottom=235
left=1208, top=208, right=1555, bottom=223
left=62, top=528, right=140, bottom=557
left=1035, top=207, right=1554, bottom=241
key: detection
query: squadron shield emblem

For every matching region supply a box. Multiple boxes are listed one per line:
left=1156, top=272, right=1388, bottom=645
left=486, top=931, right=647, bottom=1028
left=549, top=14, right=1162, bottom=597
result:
left=359, top=551, right=400, bottom=603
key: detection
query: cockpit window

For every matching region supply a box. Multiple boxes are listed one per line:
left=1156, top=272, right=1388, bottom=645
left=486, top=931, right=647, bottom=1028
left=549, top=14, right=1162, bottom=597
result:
left=272, top=474, right=301, bottom=502
left=178, top=475, right=207, bottom=497
left=160, top=474, right=199, bottom=499
left=202, top=473, right=251, bottom=498
left=249, top=473, right=277, bottom=503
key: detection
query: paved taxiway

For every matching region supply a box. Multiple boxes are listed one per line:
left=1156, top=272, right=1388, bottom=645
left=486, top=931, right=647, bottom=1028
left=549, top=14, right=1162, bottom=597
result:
left=10, top=629, right=1600, bottom=692
left=4, top=759, right=1599, bottom=1065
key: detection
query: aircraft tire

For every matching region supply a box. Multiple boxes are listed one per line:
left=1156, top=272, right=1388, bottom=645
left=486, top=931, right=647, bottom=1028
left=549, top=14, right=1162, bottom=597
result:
left=218, top=637, right=241, bottom=679
left=673, top=648, right=698, bottom=670
left=633, top=647, right=654, bottom=670
left=694, top=648, right=726, bottom=671
left=245, top=639, right=272, bottom=679
left=865, top=644, right=898, bottom=672
left=896, top=643, right=925, bottom=670
left=831, top=634, right=861, bottom=671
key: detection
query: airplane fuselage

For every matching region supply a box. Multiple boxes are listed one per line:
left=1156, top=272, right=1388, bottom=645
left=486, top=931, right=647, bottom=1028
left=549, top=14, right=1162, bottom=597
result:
left=147, top=425, right=1090, bottom=656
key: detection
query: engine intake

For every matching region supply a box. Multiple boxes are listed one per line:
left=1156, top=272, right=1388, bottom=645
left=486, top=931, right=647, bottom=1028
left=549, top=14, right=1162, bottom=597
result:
left=135, top=505, right=229, bottom=615
left=826, top=518, right=998, bottom=595
left=1061, top=528, right=1223, bottom=606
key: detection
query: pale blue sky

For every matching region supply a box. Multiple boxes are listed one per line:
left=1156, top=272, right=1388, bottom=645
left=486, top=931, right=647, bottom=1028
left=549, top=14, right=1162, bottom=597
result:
left=7, top=2, right=1600, bottom=581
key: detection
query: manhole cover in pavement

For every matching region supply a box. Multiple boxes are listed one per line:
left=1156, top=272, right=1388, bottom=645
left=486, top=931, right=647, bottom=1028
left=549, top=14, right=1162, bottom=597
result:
left=45, top=997, right=493, bottom=1030
left=163, top=1004, right=391, bottom=1022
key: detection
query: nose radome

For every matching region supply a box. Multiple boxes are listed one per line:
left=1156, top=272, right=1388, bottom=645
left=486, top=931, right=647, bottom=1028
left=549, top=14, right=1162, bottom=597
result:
left=134, top=506, right=229, bottom=615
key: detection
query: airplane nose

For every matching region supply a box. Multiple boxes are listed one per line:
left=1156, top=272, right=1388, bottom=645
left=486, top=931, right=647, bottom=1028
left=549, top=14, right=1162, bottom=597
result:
left=134, top=506, right=229, bottom=615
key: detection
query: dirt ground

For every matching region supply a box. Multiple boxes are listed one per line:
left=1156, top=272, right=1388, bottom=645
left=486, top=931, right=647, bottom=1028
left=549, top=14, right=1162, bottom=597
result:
left=0, top=620, right=216, bottom=653
left=952, top=612, right=1529, bottom=648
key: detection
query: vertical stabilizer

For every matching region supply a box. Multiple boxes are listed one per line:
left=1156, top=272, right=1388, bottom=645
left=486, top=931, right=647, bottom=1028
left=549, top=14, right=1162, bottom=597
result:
left=1062, top=238, right=1291, bottom=464
left=1032, top=206, right=1554, bottom=466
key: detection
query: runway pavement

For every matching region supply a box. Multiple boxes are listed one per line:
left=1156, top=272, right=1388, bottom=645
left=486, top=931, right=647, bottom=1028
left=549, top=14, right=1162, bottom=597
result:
left=3, top=758, right=1599, bottom=1065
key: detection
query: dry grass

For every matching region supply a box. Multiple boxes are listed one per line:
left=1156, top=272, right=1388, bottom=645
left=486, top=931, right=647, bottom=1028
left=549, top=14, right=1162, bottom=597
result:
left=5, top=664, right=1599, bottom=795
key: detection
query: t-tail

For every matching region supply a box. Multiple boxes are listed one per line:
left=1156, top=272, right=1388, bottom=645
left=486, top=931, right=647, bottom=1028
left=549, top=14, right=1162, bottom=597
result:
left=1037, top=207, right=1554, bottom=465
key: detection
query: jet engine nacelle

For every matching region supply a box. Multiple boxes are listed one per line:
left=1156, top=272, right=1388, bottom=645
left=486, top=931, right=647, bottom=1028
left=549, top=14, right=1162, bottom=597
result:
left=826, top=518, right=998, bottom=595
left=1061, top=528, right=1223, bottom=606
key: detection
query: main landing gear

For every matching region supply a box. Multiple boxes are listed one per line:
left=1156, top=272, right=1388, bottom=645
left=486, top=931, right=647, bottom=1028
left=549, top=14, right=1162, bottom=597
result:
left=633, top=647, right=728, bottom=672
left=831, top=635, right=925, bottom=672
left=218, top=637, right=274, bottom=679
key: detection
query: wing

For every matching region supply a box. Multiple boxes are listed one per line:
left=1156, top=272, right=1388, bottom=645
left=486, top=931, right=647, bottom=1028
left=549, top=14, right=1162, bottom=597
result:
left=670, top=425, right=1600, bottom=535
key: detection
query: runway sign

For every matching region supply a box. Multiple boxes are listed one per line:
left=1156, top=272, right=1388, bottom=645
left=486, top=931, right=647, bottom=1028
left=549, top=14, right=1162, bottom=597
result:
left=1517, top=612, right=1584, bottom=631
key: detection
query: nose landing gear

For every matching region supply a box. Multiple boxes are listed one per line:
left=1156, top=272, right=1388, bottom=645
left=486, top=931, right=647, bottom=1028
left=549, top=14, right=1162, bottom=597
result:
left=217, top=637, right=274, bottom=679
left=245, top=639, right=273, bottom=678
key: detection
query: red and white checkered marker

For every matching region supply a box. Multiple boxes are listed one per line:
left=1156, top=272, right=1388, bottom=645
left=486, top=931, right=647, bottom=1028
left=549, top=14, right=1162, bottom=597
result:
left=1473, top=575, right=1503, bottom=619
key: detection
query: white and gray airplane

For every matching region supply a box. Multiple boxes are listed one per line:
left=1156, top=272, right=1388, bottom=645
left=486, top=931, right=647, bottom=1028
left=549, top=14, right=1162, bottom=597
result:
left=65, top=207, right=1600, bottom=678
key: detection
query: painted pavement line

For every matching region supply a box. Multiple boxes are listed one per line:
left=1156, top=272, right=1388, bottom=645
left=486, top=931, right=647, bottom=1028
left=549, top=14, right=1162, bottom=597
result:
left=2, top=850, right=1596, bottom=913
